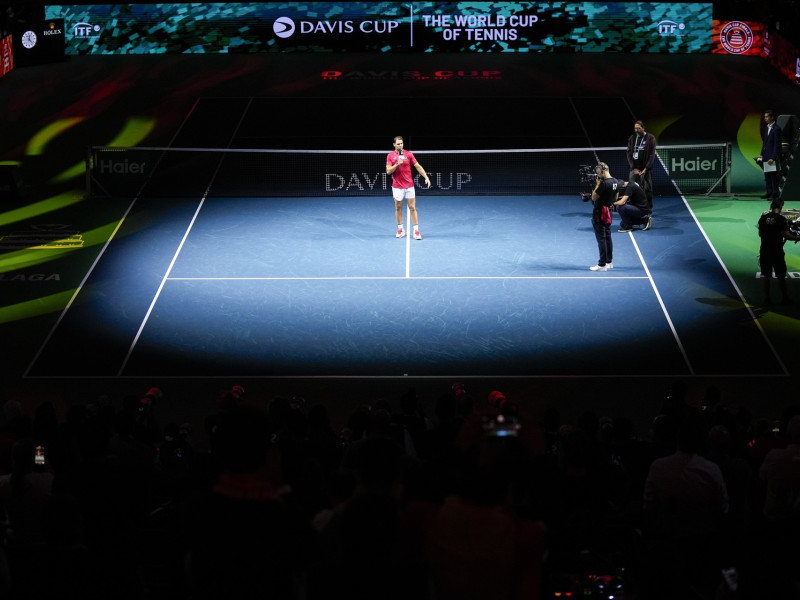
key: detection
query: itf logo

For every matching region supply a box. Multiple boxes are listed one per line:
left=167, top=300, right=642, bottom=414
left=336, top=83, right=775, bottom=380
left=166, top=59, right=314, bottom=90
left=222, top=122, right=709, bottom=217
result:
left=657, top=20, right=685, bottom=36
left=73, top=22, right=101, bottom=37
left=273, top=17, right=295, bottom=39
left=719, top=21, right=754, bottom=54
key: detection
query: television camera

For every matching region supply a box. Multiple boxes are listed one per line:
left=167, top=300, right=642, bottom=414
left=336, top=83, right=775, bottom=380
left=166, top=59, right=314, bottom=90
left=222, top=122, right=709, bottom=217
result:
left=579, top=164, right=603, bottom=202
left=785, top=208, right=800, bottom=238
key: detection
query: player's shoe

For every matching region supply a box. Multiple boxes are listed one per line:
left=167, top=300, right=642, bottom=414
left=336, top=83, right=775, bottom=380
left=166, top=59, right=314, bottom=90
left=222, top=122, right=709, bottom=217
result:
left=396, top=227, right=405, bottom=238
left=643, top=216, right=653, bottom=231
left=413, top=229, right=422, bottom=240
left=606, top=262, right=613, bottom=269
left=618, top=226, right=633, bottom=233
left=589, top=265, right=608, bottom=272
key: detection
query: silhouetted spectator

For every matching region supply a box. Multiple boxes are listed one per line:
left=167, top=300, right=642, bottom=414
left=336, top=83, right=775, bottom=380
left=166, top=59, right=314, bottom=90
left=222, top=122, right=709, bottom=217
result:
left=707, top=424, right=753, bottom=533
left=52, top=408, right=148, bottom=599
left=308, top=434, right=424, bottom=600
left=179, top=403, right=317, bottom=600
left=0, top=438, right=54, bottom=550
left=394, top=387, right=434, bottom=460
left=203, top=385, right=244, bottom=445
left=8, top=493, right=107, bottom=600
left=759, top=413, right=800, bottom=525
left=641, top=412, right=728, bottom=599
left=0, top=401, right=31, bottom=475
left=425, top=435, right=546, bottom=600
left=544, top=428, right=610, bottom=573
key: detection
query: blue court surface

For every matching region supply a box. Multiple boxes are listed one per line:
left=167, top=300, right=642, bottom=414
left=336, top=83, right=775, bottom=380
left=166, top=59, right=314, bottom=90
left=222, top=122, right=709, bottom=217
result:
left=25, top=192, right=783, bottom=379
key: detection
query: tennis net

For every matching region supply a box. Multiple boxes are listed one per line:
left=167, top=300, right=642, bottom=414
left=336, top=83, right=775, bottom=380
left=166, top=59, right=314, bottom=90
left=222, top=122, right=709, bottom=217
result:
left=85, top=144, right=730, bottom=199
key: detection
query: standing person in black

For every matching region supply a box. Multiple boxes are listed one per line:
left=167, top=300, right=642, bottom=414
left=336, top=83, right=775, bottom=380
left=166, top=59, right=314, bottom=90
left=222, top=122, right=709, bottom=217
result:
left=589, top=162, right=619, bottom=272
left=758, top=199, right=800, bottom=305
left=614, top=174, right=653, bottom=232
left=758, top=109, right=782, bottom=201
left=626, top=120, right=656, bottom=213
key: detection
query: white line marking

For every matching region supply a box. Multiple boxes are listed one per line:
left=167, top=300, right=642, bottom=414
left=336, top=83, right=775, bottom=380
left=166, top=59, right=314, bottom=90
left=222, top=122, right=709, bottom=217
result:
left=627, top=230, right=694, bottom=375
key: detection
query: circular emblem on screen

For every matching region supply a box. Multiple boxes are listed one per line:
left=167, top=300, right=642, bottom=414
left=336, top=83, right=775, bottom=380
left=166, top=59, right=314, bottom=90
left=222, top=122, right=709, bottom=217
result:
left=719, top=21, right=754, bottom=54
left=21, top=30, right=37, bottom=49
left=273, top=17, right=295, bottom=39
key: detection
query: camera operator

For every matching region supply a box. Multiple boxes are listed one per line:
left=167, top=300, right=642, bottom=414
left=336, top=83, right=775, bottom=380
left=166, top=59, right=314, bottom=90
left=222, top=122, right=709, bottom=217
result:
left=614, top=174, right=653, bottom=233
left=758, top=199, right=800, bottom=305
left=589, top=163, right=619, bottom=272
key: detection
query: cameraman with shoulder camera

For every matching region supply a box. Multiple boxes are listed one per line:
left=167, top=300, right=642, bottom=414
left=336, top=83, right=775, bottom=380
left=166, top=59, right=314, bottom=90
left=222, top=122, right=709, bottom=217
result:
left=758, top=199, right=800, bottom=305
left=614, top=174, right=653, bottom=233
left=589, top=162, right=619, bottom=272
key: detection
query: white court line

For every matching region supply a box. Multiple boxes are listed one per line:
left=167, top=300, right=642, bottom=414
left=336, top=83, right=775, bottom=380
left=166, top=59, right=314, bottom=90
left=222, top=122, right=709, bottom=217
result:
left=22, top=99, right=217, bottom=378
left=675, top=189, right=790, bottom=376
left=22, top=198, right=139, bottom=378
left=118, top=99, right=255, bottom=376
left=117, top=198, right=207, bottom=376
left=167, top=275, right=651, bottom=281
left=405, top=205, right=411, bottom=277
left=624, top=230, right=694, bottom=375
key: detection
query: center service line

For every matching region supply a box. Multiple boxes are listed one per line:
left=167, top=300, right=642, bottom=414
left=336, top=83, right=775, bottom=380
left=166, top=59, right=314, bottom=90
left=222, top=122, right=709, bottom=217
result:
left=406, top=205, right=411, bottom=277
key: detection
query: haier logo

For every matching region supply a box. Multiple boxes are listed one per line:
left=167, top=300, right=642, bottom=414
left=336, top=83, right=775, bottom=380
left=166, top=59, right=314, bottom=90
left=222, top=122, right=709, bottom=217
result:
left=657, top=20, right=685, bottom=36
left=99, top=160, right=146, bottom=174
left=671, top=157, right=718, bottom=173
left=273, top=16, right=399, bottom=39
left=73, top=22, right=101, bottom=38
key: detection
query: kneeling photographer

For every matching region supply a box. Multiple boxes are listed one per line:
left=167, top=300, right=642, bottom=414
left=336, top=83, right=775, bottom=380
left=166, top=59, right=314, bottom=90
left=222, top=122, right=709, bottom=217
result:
left=614, top=174, right=653, bottom=233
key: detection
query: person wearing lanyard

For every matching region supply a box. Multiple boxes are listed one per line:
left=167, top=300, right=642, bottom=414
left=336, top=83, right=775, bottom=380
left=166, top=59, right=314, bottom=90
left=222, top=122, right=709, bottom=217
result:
left=626, top=121, right=656, bottom=215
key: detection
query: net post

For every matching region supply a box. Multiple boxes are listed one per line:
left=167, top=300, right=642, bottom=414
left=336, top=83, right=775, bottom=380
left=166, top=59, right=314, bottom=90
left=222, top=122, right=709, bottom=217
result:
left=726, top=142, right=732, bottom=194
left=701, top=142, right=732, bottom=196
left=85, top=146, right=113, bottom=199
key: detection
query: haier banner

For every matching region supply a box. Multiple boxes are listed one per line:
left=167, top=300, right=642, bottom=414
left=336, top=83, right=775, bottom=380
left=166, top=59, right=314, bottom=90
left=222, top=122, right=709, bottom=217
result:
left=45, top=2, right=713, bottom=54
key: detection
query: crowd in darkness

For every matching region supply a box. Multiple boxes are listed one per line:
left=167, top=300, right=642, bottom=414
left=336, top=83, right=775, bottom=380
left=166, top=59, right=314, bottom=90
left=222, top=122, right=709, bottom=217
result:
left=0, top=381, right=800, bottom=599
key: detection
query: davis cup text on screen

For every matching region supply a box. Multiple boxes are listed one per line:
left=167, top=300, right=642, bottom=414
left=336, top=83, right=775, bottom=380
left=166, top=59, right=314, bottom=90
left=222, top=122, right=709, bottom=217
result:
left=273, top=16, right=399, bottom=38
left=325, top=172, right=473, bottom=192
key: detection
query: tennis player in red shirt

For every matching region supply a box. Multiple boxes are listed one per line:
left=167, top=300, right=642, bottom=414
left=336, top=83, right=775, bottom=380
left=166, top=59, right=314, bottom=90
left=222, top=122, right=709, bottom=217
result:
left=386, top=136, right=431, bottom=239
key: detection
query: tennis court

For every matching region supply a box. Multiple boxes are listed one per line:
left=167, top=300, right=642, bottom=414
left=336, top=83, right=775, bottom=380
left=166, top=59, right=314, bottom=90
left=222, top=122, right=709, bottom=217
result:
left=24, top=191, right=782, bottom=379
left=20, top=96, right=784, bottom=379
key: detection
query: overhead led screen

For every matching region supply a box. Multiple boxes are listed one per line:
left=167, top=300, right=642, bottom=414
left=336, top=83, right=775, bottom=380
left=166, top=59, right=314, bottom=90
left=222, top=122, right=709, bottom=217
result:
left=45, top=3, right=713, bottom=54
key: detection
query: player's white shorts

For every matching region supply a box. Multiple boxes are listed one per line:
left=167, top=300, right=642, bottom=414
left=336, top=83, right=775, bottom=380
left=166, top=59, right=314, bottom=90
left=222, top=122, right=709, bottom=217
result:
left=392, top=186, right=415, bottom=202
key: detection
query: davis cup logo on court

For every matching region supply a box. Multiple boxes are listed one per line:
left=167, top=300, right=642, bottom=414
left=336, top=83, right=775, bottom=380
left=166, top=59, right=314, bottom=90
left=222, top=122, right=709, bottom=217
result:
left=719, top=21, right=754, bottom=54
left=273, top=17, right=295, bottom=38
